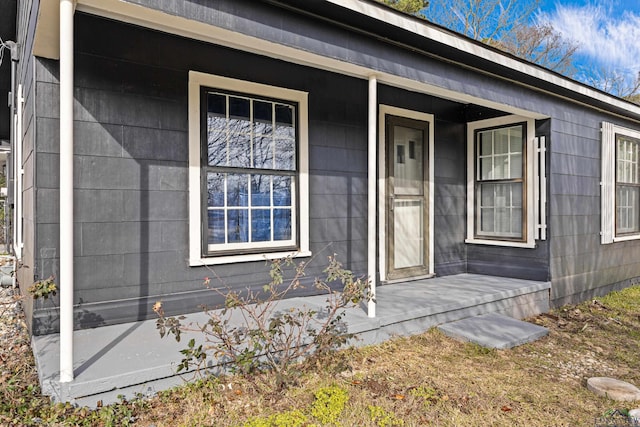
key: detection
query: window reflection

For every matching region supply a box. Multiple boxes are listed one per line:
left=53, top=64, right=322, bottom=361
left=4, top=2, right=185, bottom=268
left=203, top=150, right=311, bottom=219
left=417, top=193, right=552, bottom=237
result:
left=204, top=91, right=297, bottom=249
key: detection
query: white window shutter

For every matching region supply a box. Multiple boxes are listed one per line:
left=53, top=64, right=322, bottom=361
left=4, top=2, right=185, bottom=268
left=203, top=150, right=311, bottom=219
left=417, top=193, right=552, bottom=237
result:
left=601, top=122, right=615, bottom=244
left=535, top=136, right=547, bottom=240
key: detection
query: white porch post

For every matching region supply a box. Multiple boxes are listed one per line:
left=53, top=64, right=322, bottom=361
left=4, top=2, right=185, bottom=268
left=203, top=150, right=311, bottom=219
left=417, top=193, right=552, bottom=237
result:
left=367, top=75, right=377, bottom=317
left=59, top=0, right=75, bottom=383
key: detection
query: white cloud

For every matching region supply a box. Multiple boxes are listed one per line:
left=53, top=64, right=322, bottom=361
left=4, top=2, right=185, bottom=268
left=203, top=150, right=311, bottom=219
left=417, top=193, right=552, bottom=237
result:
left=537, top=2, right=640, bottom=79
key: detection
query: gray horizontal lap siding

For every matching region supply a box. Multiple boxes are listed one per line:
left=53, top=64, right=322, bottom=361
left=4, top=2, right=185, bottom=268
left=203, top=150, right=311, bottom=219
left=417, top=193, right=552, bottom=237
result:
left=124, top=0, right=640, bottom=302
left=31, top=13, right=373, bottom=334
left=27, top=3, right=640, bottom=332
left=466, top=119, right=551, bottom=282
left=15, top=0, right=38, bottom=334
left=548, top=107, right=640, bottom=306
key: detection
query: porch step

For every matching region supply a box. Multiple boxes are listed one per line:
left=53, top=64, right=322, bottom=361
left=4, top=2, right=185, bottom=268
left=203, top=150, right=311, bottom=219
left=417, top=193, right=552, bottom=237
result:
left=437, top=313, right=549, bottom=349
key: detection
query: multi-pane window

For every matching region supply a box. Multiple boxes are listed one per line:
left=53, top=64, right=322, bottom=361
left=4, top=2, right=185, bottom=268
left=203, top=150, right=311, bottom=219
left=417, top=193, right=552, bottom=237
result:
left=203, top=90, right=297, bottom=254
left=601, top=122, right=640, bottom=244
left=475, top=124, right=525, bottom=239
left=616, top=134, right=640, bottom=235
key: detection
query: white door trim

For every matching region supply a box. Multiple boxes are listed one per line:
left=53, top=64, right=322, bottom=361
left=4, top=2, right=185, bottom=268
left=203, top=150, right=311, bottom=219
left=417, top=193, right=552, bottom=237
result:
left=378, top=105, right=435, bottom=281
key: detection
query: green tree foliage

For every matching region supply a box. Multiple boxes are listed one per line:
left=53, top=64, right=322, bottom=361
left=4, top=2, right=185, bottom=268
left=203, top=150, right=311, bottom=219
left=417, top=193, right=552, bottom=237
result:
left=381, top=0, right=429, bottom=16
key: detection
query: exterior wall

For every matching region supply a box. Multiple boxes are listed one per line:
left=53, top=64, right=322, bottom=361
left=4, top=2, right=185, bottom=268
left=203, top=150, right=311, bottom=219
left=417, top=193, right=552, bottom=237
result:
left=466, top=119, right=551, bottom=282
left=15, top=0, right=37, bottom=333
left=432, top=120, right=466, bottom=276
left=548, top=101, right=640, bottom=306
left=31, top=13, right=372, bottom=334
left=24, top=1, right=640, bottom=332
left=378, top=85, right=469, bottom=277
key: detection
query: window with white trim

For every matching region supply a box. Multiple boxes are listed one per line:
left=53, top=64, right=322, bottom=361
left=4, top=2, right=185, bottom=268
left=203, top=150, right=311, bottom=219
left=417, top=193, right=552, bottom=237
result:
left=602, top=122, right=640, bottom=243
left=188, top=72, right=310, bottom=265
left=466, top=116, right=537, bottom=248
left=475, top=124, right=524, bottom=239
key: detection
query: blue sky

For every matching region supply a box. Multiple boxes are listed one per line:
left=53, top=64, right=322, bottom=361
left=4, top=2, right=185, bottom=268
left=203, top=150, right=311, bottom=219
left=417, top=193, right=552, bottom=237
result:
left=536, top=0, right=640, bottom=90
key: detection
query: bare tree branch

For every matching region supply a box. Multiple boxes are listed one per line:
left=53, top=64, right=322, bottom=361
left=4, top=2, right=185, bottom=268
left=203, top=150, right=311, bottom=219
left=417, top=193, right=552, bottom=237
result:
left=425, top=0, right=540, bottom=42
left=587, top=69, right=640, bottom=102
left=494, top=23, right=580, bottom=76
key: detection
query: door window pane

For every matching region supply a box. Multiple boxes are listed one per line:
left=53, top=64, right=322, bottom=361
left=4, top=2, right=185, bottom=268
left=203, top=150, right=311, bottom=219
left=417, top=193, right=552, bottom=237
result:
left=393, top=126, right=423, bottom=195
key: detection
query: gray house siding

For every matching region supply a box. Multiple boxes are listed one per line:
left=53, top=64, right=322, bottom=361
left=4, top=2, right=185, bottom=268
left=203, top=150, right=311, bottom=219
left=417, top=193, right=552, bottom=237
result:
left=15, top=0, right=37, bottom=333
left=377, top=85, right=469, bottom=277
left=548, top=103, right=640, bottom=306
left=466, top=119, right=552, bottom=283
left=31, top=13, right=376, bottom=334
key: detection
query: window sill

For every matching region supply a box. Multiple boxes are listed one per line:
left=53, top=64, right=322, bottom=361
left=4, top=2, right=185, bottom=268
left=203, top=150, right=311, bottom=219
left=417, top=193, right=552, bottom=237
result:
left=465, top=238, right=536, bottom=249
left=189, top=250, right=313, bottom=266
left=612, top=234, right=640, bottom=243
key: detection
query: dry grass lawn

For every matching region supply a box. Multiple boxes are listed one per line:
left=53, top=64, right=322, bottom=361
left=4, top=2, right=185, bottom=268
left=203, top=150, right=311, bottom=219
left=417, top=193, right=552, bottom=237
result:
left=2, top=285, right=640, bottom=426
left=133, top=286, right=640, bottom=426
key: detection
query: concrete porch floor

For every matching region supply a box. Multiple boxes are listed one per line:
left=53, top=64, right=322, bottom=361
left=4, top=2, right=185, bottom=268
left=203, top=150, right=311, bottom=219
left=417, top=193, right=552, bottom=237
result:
left=32, top=273, right=550, bottom=407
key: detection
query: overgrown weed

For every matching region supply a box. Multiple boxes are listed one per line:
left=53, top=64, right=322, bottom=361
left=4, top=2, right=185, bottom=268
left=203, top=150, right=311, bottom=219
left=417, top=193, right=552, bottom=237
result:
left=155, top=254, right=371, bottom=389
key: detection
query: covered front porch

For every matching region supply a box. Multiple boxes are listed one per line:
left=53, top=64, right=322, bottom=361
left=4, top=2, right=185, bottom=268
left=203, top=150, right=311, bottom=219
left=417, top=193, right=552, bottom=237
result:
left=32, top=273, right=550, bottom=407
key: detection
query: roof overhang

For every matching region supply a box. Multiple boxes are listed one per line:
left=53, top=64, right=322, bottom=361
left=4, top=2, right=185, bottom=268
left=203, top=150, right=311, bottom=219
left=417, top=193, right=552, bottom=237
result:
left=31, top=0, right=640, bottom=122
left=33, top=0, right=63, bottom=60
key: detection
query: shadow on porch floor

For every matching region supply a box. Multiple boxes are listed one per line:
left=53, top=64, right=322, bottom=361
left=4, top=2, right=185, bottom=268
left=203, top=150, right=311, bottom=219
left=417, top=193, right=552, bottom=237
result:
left=31, top=273, right=550, bottom=407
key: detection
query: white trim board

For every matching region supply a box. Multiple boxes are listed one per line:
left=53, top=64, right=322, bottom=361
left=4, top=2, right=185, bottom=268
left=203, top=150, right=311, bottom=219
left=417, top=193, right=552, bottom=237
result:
left=466, top=115, right=537, bottom=249
left=187, top=71, right=310, bottom=266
